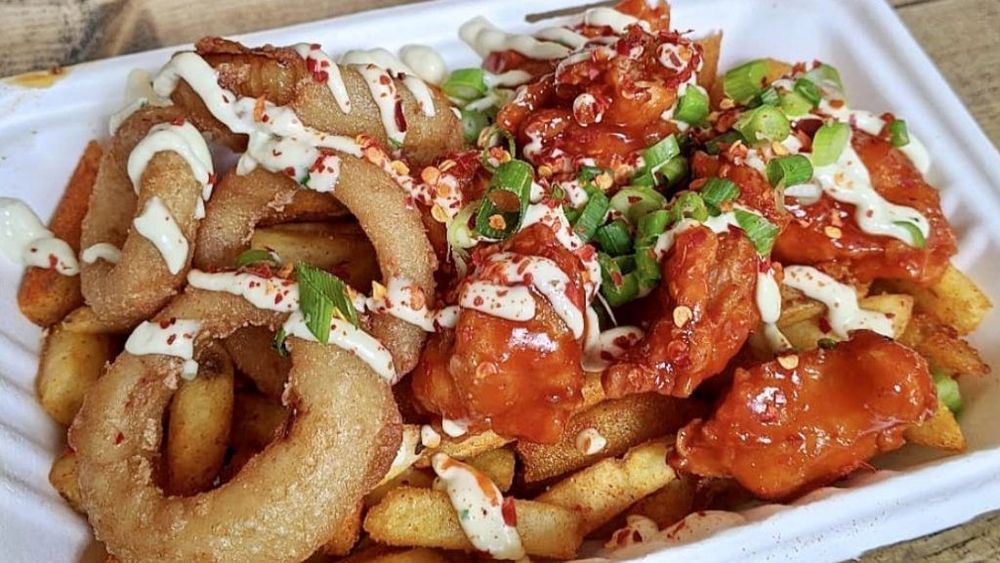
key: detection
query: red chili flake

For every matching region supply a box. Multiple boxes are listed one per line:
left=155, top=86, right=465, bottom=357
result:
left=48, top=254, right=58, bottom=268
left=758, top=258, right=771, bottom=273
left=304, top=56, right=329, bottom=84
left=818, top=316, right=833, bottom=334
left=600, top=350, right=615, bottom=361
left=501, top=497, right=518, bottom=526
left=170, top=117, right=185, bottom=126
left=207, top=172, right=217, bottom=185
left=283, top=167, right=296, bottom=177
left=274, top=293, right=284, bottom=305
left=166, top=334, right=177, bottom=345
left=378, top=74, right=392, bottom=86
left=394, top=99, right=408, bottom=132
left=613, top=334, right=633, bottom=348
left=159, top=319, right=172, bottom=329
left=632, top=530, right=643, bottom=543
left=473, top=296, right=485, bottom=307
left=114, top=432, right=124, bottom=445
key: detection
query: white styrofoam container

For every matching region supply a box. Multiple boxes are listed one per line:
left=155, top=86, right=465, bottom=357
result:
left=0, top=0, right=997, bottom=561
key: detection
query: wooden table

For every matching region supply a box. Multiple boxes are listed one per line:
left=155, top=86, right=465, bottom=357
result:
left=0, top=0, right=997, bottom=560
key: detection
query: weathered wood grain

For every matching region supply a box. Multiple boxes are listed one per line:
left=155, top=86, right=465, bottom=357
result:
left=0, top=0, right=998, bottom=560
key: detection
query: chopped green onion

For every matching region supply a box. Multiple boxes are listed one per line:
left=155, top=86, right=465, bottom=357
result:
left=609, top=186, right=667, bottom=224
left=734, top=209, right=779, bottom=255
left=572, top=188, right=610, bottom=242
left=636, top=209, right=670, bottom=248
left=235, top=248, right=279, bottom=268
left=272, top=326, right=289, bottom=357
left=474, top=160, right=533, bottom=239
left=578, top=165, right=611, bottom=183
left=594, top=219, right=633, bottom=256
left=461, top=108, right=490, bottom=144
left=634, top=246, right=661, bottom=290
left=723, top=59, right=770, bottom=104
left=442, top=68, right=488, bottom=101
left=675, top=85, right=709, bottom=124
left=477, top=126, right=516, bottom=172
left=705, top=131, right=746, bottom=155
left=667, top=191, right=709, bottom=225
left=933, top=369, right=962, bottom=414
left=888, top=119, right=910, bottom=147
left=659, top=155, right=689, bottom=188
left=766, top=155, right=814, bottom=188
left=817, top=337, right=838, bottom=350
left=447, top=199, right=480, bottom=251
left=642, top=135, right=681, bottom=173
left=801, top=63, right=845, bottom=100
left=750, top=87, right=780, bottom=108
left=296, top=263, right=359, bottom=344
left=699, top=177, right=741, bottom=215
left=779, top=90, right=813, bottom=117
left=811, top=122, right=850, bottom=166
left=734, top=105, right=790, bottom=143
left=794, top=78, right=821, bottom=106
left=599, top=253, right=639, bottom=307
left=894, top=221, right=927, bottom=248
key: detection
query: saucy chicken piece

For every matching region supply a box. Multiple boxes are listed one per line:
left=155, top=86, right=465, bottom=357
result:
left=773, top=131, right=956, bottom=285
left=603, top=226, right=760, bottom=399
left=411, top=224, right=586, bottom=443
left=690, top=151, right=790, bottom=230
left=670, top=331, right=937, bottom=500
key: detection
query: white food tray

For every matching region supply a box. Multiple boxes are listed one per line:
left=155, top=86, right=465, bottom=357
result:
left=1, top=0, right=998, bottom=561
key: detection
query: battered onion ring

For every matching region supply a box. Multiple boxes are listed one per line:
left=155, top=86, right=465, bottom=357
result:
left=172, top=37, right=463, bottom=167
left=195, top=163, right=436, bottom=374
left=80, top=107, right=204, bottom=329
left=69, top=289, right=401, bottom=562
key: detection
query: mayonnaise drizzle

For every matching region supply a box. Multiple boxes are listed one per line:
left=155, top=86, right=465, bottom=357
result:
left=283, top=310, right=398, bottom=382
left=460, top=16, right=573, bottom=60
left=576, top=427, right=608, bottom=455
left=132, top=196, right=188, bottom=275
left=399, top=44, right=448, bottom=86
left=187, top=270, right=298, bottom=312
left=431, top=453, right=525, bottom=560
left=341, top=48, right=437, bottom=118
left=367, top=277, right=459, bottom=331
left=818, top=100, right=932, bottom=175
left=0, top=198, right=79, bottom=275
left=108, top=69, right=171, bottom=135
left=783, top=265, right=894, bottom=338
left=127, top=121, right=214, bottom=213
left=352, top=63, right=406, bottom=147
left=81, top=243, right=121, bottom=265
left=459, top=282, right=536, bottom=321
left=293, top=43, right=352, bottom=114
left=125, top=319, right=202, bottom=379
left=582, top=308, right=643, bottom=371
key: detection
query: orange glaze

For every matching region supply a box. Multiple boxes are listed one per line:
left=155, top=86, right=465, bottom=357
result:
left=773, top=131, right=956, bottom=285
left=603, top=226, right=760, bottom=399
left=411, top=224, right=586, bottom=443
left=495, top=25, right=702, bottom=175
left=670, top=331, right=937, bottom=500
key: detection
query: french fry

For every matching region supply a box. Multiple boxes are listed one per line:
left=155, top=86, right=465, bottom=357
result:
left=695, top=32, right=722, bottom=93
left=899, top=313, right=989, bottom=378
left=364, top=487, right=584, bottom=559
left=49, top=450, right=83, bottom=513
left=880, top=264, right=992, bottom=335
left=322, top=500, right=364, bottom=556
left=36, top=326, right=116, bottom=425
left=417, top=430, right=511, bottom=466
left=517, top=394, right=702, bottom=483
left=904, top=400, right=966, bottom=452
left=165, top=345, right=234, bottom=495
left=59, top=306, right=128, bottom=334
left=367, top=466, right=435, bottom=507
left=230, top=391, right=288, bottom=450
left=624, top=472, right=697, bottom=528
left=536, top=439, right=676, bottom=535
left=17, top=141, right=102, bottom=326
left=466, top=448, right=516, bottom=492
left=223, top=326, right=290, bottom=400
left=779, top=293, right=912, bottom=351
left=251, top=221, right=379, bottom=290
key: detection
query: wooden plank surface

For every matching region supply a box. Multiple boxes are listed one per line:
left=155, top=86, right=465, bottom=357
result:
left=0, top=0, right=998, bottom=561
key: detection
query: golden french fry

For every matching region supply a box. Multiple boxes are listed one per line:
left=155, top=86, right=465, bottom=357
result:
left=625, top=473, right=697, bottom=528
left=322, top=500, right=364, bottom=556
left=18, top=141, right=102, bottom=327
left=466, top=448, right=516, bottom=492
left=881, top=264, right=992, bottom=335
left=367, top=466, right=435, bottom=507
left=165, top=345, right=234, bottom=495
left=899, top=313, right=989, bottom=378
left=37, top=326, right=117, bottom=425
left=49, top=450, right=83, bottom=513
left=223, top=326, right=290, bottom=400
left=416, top=430, right=511, bottom=467
left=859, top=293, right=913, bottom=338
left=59, top=306, right=128, bottom=334
left=517, top=394, right=701, bottom=483
left=251, top=221, right=379, bottom=290
left=230, top=391, right=287, bottom=451
left=904, top=400, right=966, bottom=452
left=364, top=487, right=583, bottom=560
left=695, top=32, right=721, bottom=93
left=536, top=439, right=676, bottom=535
left=776, top=290, right=826, bottom=329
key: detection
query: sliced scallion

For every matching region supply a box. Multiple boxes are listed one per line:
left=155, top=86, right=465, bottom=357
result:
left=705, top=130, right=746, bottom=155
left=766, top=155, right=814, bottom=188
left=894, top=221, right=927, bottom=248
left=235, top=248, right=279, bottom=268
left=599, top=253, right=639, bottom=307
left=296, top=263, right=359, bottom=345
left=659, top=155, right=689, bottom=188
left=734, top=105, right=790, bottom=143
left=442, top=68, right=488, bottom=101
left=723, top=59, right=770, bottom=104
left=734, top=209, right=779, bottom=255
left=642, top=134, right=681, bottom=174
left=461, top=108, right=490, bottom=144
left=750, top=87, right=780, bottom=108
left=779, top=90, right=813, bottom=117
left=794, top=78, right=821, bottom=106
left=636, top=209, right=670, bottom=248
left=811, top=122, right=850, bottom=166
left=801, top=63, right=845, bottom=100
left=572, top=188, right=610, bottom=242
left=675, top=85, right=710, bottom=124
left=699, top=177, right=741, bottom=215
left=667, top=191, right=709, bottom=225
left=888, top=119, right=910, bottom=147
left=609, top=186, right=668, bottom=224
left=474, top=160, right=533, bottom=239
left=594, top=219, right=633, bottom=256
left=634, top=246, right=661, bottom=290
left=933, top=369, right=962, bottom=414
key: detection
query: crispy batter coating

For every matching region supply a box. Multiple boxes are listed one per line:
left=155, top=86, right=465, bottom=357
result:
left=69, top=290, right=401, bottom=563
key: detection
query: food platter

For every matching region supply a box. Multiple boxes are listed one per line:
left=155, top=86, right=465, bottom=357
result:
left=0, top=0, right=998, bottom=561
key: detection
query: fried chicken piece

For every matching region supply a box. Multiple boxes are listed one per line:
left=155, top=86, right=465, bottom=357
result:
left=670, top=331, right=937, bottom=500
left=603, top=227, right=760, bottom=399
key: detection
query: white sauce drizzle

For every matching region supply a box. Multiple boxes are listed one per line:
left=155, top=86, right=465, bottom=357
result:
left=341, top=48, right=437, bottom=118
left=187, top=270, right=298, bottom=312
left=431, top=453, right=525, bottom=560
left=351, top=63, right=406, bottom=147
left=441, top=418, right=470, bottom=438
left=459, top=282, right=536, bottom=322
left=127, top=121, right=215, bottom=215
left=460, top=16, right=573, bottom=60
left=125, top=319, right=202, bottom=379
left=0, top=198, right=79, bottom=275
left=576, top=427, right=608, bottom=455
left=756, top=267, right=793, bottom=353
left=783, top=265, right=894, bottom=339
left=420, top=424, right=442, bottom=448
left=579, top=7, right=648, bottom=32
left=293, top=43, right=352, bottom=114
left=81, top=243, right=122, bottom=265
left=282, top=309, right=398, bottom=382
left=132, top=196, right=188, bottom=275
left=818, top=99, right=932, bottom=175
left=581, top=308, right=643, bottom=371
left=399, top=44, right=448, bottom=86
left=367, top=277, right=459, bottom=331
left=108, top=69, right=172, bottom=135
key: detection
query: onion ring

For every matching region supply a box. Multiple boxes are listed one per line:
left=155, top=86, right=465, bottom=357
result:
left=69, top=289, right=401, bottom=562
left=172, top=37, right=463, bottom=167
left=80, top=107, right=207, bottom=329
